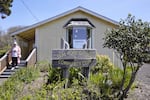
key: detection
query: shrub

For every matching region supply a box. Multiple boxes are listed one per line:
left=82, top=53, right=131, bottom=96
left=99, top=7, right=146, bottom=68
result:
left=46, top=67, right=62, bottom=84
left=89, top=55, right=133, bottom=99
left=91, top=55, right=114, bottom=74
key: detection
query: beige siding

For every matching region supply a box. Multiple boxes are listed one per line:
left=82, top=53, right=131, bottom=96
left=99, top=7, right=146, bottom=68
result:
left=36, top=20, right=66, bottom=62
left=36, top=11, right=120, bottom=66
left=76, top=11, right=120, bottom=66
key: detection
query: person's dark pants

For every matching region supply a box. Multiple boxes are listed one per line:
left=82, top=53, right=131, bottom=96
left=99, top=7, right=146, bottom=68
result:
left=12, top=57, right=18, bottom=67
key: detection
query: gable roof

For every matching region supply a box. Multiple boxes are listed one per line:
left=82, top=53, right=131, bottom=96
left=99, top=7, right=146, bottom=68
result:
left=11, top=6, right=119, bottom=36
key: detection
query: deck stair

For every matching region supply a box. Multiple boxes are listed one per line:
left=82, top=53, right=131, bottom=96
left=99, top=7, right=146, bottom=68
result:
left=0, top=60, right=27, bottom=78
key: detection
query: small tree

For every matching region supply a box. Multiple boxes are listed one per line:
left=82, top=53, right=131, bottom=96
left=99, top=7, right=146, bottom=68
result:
left=0, top=0, right=13, bottom=19
left=103, top=14, right=150, bottom=99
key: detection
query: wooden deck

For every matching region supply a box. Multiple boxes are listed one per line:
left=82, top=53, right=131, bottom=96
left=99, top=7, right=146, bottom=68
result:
left=52, top=49, right=96, bottom=68
left=52, top=49, right=97, bottom=78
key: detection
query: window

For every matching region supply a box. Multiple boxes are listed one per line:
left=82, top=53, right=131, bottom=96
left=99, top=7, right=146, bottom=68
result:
left=73, top=27, right=87, bottom=48
left=68, top=26, right=92, bottom=49
left=65, top=18, right=94, bottom=49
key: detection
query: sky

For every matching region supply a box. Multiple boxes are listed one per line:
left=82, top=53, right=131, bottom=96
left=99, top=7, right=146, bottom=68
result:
left=0, top=0, right=150, bottom=31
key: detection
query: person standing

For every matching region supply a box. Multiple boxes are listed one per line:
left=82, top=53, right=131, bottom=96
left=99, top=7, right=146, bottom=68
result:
left=10, top=41, right=21, bottom=70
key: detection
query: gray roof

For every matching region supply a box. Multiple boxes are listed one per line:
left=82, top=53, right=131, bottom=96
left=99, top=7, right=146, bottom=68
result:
left=11, top=6, right=119, bottom=36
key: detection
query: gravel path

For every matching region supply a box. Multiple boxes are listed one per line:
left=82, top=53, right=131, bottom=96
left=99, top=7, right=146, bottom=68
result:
left=127, top=63, right=150, bottom=100
left=136, top=63, right=150, bottom=85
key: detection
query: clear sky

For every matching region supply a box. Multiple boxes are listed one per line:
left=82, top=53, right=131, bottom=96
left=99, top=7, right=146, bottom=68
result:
left=0, top=0, right=150, bottom=31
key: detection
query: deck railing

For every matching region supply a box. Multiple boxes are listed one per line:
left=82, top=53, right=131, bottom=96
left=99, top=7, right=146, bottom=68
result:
left=25, top=48, right=37, bottom=67
left=0, top=51, right=11, bottom=74
left=0, top=48, right=37, bottom=74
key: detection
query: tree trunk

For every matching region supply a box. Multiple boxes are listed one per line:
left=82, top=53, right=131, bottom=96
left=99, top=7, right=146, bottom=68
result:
left=119, top=65, right=140, bottom=99
left=117, top=61, right=127, bottom=98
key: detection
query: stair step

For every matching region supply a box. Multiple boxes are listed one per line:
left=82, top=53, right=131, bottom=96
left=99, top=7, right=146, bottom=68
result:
left=0, top=67, right=22, bottom=78
left=0, top=75, right=11, bottom=78
left=20, top=61, right=27, bottom=64
left=18, top=64, right=26, bottom=67
left=9, top=64, right=26, bottom=67
left=5, top=69, right=15, bottom=72
left=0, top=60, right=28, bottom=83
left=1, top=71, right=15, bottom=75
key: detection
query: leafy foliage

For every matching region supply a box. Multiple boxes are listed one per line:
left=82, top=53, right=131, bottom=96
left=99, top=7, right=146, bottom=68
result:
left=0, top=0, right=13, bottom=19
left=104, top=14, right=150, bottom=63
left=90, top=55, right=132, bottom=99
left=91, top=55, right=114, bottom=74
left=46, top=66, right=62, bottom=84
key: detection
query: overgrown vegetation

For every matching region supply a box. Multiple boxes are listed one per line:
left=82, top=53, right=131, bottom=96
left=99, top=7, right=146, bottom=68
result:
left=0, top=67, right=40, bottom=100
left=0, top=55, right=134, bottom=100
left=45, top=55, right=134, bottom=99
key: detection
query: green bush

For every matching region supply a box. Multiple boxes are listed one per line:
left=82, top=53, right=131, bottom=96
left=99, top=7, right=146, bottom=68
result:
left=109, top=67, right=123, bottom=89
left=68, top=67, right=84, bottom=86
left=89, top=55, right=133, bottom=99
left=91, top=55, right=114, bottom=74
left=47, top=66, right=62, bottom=84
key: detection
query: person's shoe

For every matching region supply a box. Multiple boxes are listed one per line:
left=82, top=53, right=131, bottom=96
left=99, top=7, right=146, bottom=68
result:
left=11, top=67, right=15, bottom=70
left=15, top=66, right=19, bottom=68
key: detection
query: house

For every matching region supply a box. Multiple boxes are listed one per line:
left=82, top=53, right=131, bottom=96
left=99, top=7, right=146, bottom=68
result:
left=11, top=6, right=120, bottom=66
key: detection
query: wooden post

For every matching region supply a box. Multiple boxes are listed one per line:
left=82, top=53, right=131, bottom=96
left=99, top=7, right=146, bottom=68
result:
left=81, top=67, right=89, bottom=78
left=62, top=68, right=69, bottom=88
left=62, top=68, right=69, bottom=78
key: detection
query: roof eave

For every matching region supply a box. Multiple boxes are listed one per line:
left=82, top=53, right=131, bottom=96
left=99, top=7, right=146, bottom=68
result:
left=78, top=7, right=119, bottom=25
left=11, top=6, right=119, bottom=36
left=11, top=7, right=82, bottom=36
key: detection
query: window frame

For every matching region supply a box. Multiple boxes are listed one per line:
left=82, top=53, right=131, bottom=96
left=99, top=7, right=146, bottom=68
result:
left=66, top=26, right=93, bottom=49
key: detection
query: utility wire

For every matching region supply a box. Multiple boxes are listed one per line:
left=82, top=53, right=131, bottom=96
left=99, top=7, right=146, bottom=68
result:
left=20, top=0, right=39, bottom=22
